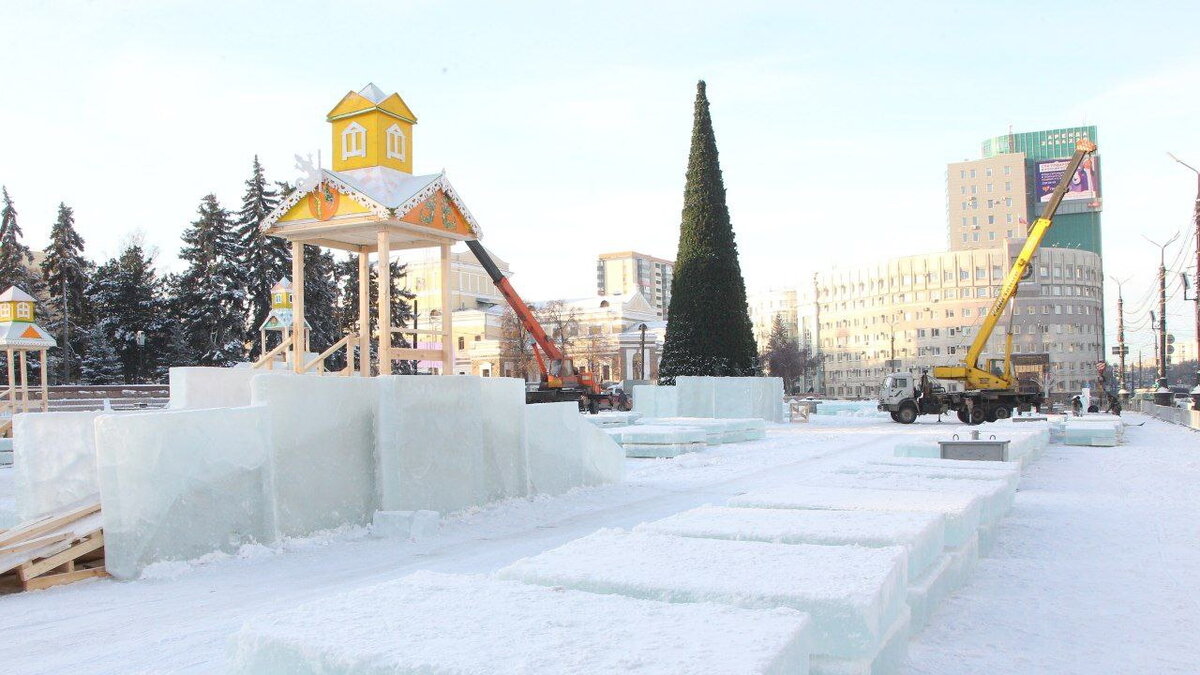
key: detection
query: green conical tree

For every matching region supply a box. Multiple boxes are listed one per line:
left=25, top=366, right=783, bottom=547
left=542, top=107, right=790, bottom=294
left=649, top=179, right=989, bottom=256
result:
left=657, top=81, right=758, bottom=383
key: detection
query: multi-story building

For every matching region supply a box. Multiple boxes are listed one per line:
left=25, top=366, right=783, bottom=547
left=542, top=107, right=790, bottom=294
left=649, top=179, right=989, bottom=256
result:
left=950, top=126, right=1102, bottom=255
left=398, top=244, right=512, bottom=316
left=748, top=288, right=800, bottom=348
left=802, top=244, right=1105, bottom=400
left=596, top=251, right=674, bottom=319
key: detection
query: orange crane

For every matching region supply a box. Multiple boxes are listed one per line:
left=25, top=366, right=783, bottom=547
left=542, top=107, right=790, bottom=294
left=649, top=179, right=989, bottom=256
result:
left=466, top=240, right=625, bottom=412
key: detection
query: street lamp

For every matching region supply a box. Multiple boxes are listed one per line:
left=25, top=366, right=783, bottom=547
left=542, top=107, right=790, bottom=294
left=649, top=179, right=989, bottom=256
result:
left=135, top=330, right=146, bottom=384
left=1144, top=233, right=1179, bottom=406
left=637, top=323, right=648, bottom=380
left=1168, top=152, right=1200, bottom=410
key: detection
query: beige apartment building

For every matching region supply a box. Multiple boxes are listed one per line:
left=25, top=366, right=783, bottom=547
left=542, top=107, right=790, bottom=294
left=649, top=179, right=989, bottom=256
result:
left=946, top=153, right=1029, bottom=250
left=596, top=251, right=674, bottom=318
left=398, top=245, right=512, bottom=317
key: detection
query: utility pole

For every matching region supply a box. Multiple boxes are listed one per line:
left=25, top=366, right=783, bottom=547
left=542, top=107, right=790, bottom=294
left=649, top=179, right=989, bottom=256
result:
left=1145, top=234, right=1179, bottom=405
left=1167, top=152, right=1200, bottom=410
left=1110, top=276, right=1129, bottom=401
left=812, top=273, right=823, bottom=394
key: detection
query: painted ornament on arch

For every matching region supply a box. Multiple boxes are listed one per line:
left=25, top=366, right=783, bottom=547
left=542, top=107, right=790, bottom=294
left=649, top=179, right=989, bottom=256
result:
left=307, top=181, right=341, bottom=221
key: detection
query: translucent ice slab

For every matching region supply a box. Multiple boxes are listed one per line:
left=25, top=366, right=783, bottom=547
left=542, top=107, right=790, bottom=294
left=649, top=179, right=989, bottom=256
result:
left=525, top=402, right=624, bottom=495
left=790, top=472, right=1012, bottom=529
left=637, top=506, right=945, bottom=581
left=95, top=406, right=277, bottom=579
left=499, top=529, right=907, bottom=661
left=14, top=411, right=132, bottom=520
left=228, top=571, right=814, bottom=674
left=731, top=485, right=983, bottom=549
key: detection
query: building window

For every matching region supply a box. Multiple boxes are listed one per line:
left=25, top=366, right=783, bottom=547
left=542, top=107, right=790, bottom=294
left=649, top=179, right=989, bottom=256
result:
left=341, top=121, right=367, bottom=160
left=988, top=231, right=996, bottom=240
left=970, top=169, right=976, bottom=178
left=1004, top=166, right=1011, bottom=176
left=986, top=167, right=993, bottom=177
left=988, top=215, right=995, bottom=225
left=1005, top=197, right=1013, bottom=207
left=386, top=124, right=407, bottom=160
left=457, top=336, right=466, bottom=350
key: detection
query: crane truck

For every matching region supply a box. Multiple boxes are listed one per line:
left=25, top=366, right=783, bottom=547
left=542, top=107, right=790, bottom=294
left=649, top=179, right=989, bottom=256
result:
left=879, top=139, right=1097, bottom=425
left=464, top=239, right=626, bottom=413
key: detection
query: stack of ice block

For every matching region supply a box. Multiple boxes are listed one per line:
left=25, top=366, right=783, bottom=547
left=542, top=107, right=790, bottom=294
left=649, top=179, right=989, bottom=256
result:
left=636, top=506, right=954, bottom=631
left=0, top=438, right=12, bottom=466
left=498, top=529, right=910, bottom=674
left=229, top=572, right=814, bottom=674
left=604, top=424, right=707, bottom=458
left=635, top=417, right=766, bottom=444
left=893, top=426, right=1049, bottom=466
left=1062, top=415, right=1123, bottom=447
left=812, top=400, right=889, bottom=417
left=581, top=411, right=642, bottom=429
left=633, top=377, right=785, bottom=422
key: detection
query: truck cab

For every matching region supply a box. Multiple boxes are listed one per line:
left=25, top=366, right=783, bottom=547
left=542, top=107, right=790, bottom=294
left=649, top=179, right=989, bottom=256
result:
left=880, top=373, right=913, bottom=405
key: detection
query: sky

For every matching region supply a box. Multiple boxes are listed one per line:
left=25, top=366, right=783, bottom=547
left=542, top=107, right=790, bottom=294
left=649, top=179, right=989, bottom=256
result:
left=3, top=0, right=1199, bottom=360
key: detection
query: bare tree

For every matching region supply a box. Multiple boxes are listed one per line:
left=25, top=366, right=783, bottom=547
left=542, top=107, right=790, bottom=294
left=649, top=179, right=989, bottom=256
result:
left=499, top=305, right=538, bottom=381
left=576, top=325, right=615, bottom=379
left=537, top=300, right=579, bottom=358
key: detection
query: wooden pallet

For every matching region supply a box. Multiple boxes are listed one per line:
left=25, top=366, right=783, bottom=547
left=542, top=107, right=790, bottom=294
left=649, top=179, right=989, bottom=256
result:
left=0, top=499, right=108, bottom=592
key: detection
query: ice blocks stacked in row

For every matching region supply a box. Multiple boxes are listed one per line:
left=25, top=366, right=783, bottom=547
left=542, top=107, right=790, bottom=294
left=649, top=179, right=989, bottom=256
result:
left=580, top=411, right=642, bottom=428
left=498, top=529, right=908, bottom=671
left=636, top=416, right=766, bottom=444
left=13, top=411, right=120, bottom=520
left=76, top=371, right=624, bottom=579
left=229, top=571, right=814, bottom=675
left=604, top=424, right=706, bottom=458
left=1061, top=414, right=1123, bottom=447
left=893, top=425, right=1049, bottom=466
left=811, top=400, right=889, bottom=417
left=633, top=376, right=784, bottom=422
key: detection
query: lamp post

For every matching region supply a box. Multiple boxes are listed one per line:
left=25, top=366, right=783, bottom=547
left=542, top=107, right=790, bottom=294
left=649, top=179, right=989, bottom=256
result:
left=1109, top=276, right=1130, bottom=403
left=135, top=330, right=146, bottom=385
left=1144, top=233, right=1179, bottom=406
left=1168, top=152, right=1200, bottom=410
left=637, top=323, right=648, bottom=380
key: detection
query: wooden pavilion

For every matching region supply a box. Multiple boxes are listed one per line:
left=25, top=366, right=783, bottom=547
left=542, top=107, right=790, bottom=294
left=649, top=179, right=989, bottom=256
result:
left=259, top=83, right=482, bottom=376
left=0, top=286, right=55, bottom=435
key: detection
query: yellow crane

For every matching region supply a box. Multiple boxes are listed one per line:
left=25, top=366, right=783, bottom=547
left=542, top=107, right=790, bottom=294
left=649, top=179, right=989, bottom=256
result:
left=879, top=139, right=1097, bottom=424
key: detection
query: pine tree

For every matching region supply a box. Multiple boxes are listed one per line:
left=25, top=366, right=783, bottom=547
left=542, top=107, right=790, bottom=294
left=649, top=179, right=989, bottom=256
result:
left=303, top=244, right=340, bottom=366
left=658, top=81, right=758, bottom=383
left=157, top=274, right=198, bottom=377
left=87, top=243, right=167, bottom=383
left=178, top=194, right=248, bottom=367
left=80, top=325, right=125, bottom=384
left=235, top=158, right=290, bottom=357
left=762, top=315, right=802, bottom=394
left=0, top=186, right=42, bottom=295
left=335, top=254, right=416, bottom=373
left=41, top=202, right=92, bottom=383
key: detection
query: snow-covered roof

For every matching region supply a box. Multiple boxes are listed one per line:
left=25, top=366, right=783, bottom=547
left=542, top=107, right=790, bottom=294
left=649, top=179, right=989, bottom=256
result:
left=271, top=278, right=293, bottom=291
left=0, top=321, right=54, bottom=348
left=358, top=82, right=387, bottom=104
left=0, top=286, right=36, bottom=302
left=336, top=167, right=441, bottom=209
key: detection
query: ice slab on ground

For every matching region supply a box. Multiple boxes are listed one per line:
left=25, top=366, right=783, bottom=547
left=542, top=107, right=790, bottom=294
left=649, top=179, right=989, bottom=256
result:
left=168, top=366, right=262, bottom=410
left=370, top=510, right=439, bottom=540
left=1063, top=420, right=1120, bottom=446
left=499, top=529, right=906, bottom=661
left=636, top=417, right=766, bottom=444
left=731, top=485, right=983, bottom=550
left=905, top=554, right=955, bottom=633
left=525, top=402, right=624, bottom=495
left=812, top=400, right=889, bottom=418
left=251, top=375, right=379, bottom=537
left=95, top=406, right=277, bottom=580
left=675, top=376, right=785, bottom=422
left=377, top=376, right=482, bottom=514
left=14, top=411, right=131, bottom=520
left=870, top=456, right=1020, bottom=473
left=229, top=571, right=814, bottom=674
left=637, top=506, right=945, bottom=581
left=810, top=606, right=911, bottom=675
left=607, top=424, right=707, bottom=445
left=620, top=442, right=706, bottom=458
left=581, top=411, right=642, bottom=428
left=835, top=462, right=1019, bottom=497
left=792, top=472, right=1012, bottom=530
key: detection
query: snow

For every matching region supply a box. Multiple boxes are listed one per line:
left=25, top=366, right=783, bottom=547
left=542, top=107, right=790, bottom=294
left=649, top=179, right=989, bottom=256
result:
left=3, top=413, right=1198, bottom=673
left=637, top=506, right=945, bottom=582
left=499, top=529, right=908, bottom=661
left=370, top=510, right=439, bottom=541
left=229, top=571, right=814, bottom=674
left=95, top=406, right=278, bottom=580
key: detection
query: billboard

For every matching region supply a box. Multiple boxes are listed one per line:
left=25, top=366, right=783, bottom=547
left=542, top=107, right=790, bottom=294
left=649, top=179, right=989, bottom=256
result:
left=1036, top=155, right=1100, bottom=205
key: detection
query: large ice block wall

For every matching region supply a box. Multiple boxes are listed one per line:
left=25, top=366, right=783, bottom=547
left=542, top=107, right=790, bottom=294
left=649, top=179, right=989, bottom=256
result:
left=525, top=402, right=624, bottom=495
left=13, top=411, right=133, bottom=520
left=96, top=406, right=278, bottom=580
left=168, top=366, right=261, bottom=410
left=634, top=377, right=783, bottom=422
left=251, top=375, right=380, bottom=537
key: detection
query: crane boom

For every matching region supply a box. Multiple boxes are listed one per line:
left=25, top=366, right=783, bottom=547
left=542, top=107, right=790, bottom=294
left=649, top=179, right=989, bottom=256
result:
left=465, top=239, right=565, bottom=364
left=933, top=139, right=1096, bottom=390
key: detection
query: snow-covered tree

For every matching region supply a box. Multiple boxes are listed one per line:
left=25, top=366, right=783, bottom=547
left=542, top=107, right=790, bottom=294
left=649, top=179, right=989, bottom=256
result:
left=335, top=254, right=416, bottom=373
left=0, top=186, right=42, bottom=295
left=87, top=243, right=167, bottom=383
left=177, top=194, right=247, bottom=367
left=41, top=202, right=92, bottom=382
left=303, top=244, right=340, bottom=367
left=234, top=158, right=290, bottom=357
left=80, top=326, right=124, bottom=384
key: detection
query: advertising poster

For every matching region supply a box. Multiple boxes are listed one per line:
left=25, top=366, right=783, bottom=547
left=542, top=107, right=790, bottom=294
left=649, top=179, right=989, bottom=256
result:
left=1036, top=155, right=1100, bottom=204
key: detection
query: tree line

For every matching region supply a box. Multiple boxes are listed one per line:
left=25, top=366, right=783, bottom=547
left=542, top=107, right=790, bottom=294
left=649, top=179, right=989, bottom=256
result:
left=0, top=158, right=414, bottom=385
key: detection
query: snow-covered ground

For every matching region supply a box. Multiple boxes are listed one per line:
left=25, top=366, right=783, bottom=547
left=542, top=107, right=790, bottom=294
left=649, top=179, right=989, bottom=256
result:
left=2, top=413, right=1197, bottom=673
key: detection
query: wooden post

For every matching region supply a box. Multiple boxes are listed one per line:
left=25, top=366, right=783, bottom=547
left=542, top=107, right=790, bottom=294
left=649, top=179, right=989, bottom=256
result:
left=440, top=243, right=454, bottom=374
left=377, top=230, right=392, bottom=375
left=6, top=349, right=14, bottom=412
left=291, top=241, right=305, bottom=373
left=358, top=247, right=371, bottom=377
left=19, top=351, right=29, bottom=414
left=39, top=349, right=48, bottom=412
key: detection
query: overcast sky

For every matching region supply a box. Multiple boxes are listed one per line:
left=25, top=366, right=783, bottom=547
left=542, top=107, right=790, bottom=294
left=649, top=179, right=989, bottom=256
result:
left=4, top=0, right=1199, bottom=357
